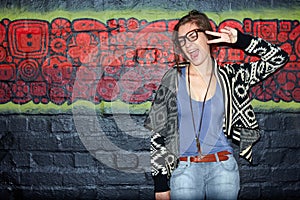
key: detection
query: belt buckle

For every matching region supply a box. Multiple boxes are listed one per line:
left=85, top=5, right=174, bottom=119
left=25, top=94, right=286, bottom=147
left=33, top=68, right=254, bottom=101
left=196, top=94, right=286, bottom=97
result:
left=197, top=152, right=205, bottom=160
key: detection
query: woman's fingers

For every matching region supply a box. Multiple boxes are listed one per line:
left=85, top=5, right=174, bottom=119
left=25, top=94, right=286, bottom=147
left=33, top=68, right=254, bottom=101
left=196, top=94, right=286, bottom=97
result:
left=221, top=26, right=238, bottom=43
left=205, top=30, right=228, bottom=44
left=205, top=26, right=237, bottom=44
left=206, top=37, right=224, bottom=44
left=205, top=30, right=221, bottom=37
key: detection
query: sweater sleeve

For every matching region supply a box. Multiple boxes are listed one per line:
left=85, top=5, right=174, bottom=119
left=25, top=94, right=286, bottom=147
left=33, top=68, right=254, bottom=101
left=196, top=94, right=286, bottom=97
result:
left=232, top=30, right=253, bottom=49
left=151, top=132, right=171, bottom=192
left=145, top=69, right=179, bottom=193
left=230, top=30, right=289, bottom=86
left=145, top=94, right=173, bottom=192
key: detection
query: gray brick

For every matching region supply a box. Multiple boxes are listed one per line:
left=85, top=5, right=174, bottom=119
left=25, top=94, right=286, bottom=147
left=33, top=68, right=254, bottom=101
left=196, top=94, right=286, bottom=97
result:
left=51, top=117, right=75, bottom=133
left=0, top=186, right=23, bottom=200
left=82, top=136, right=120, bottom=151
left=269, top=130, right=300, bottom=148
left=139, top=186, right=155, bottom=200
left=239, top=184, right=261, bottom=200
left=53, top=153, right=74, bottom=168
left=119, top=135, right=150, bottom=151
left=8, top=116, right=28, bottom=132
left=31, top=153, right=53, bottom=167
left=44, top=0, right=67, bottom=11
left=28, top=117, right=50, bottom=132
left=261, top=183, right=287, bottom=200
left=281, top=183, right=300, bottom=199
left=240, top=165, right=271, bottom=184
left=260, top=113, right=283, bottom=131
left=284, top=115, right=300, bottom=130
left=137, top=152, right=151, bottom=171
left=59, top=135, right=87, bottom=151
left=64, top=187, right=98, bottom=199
left=0, top=118, right=7, bottom=131
left=21, top=186, right=97, bottom=200
left=116, top=153, right=138, bottom=169
left=73, top=115, right=101, bottom=134
left=95, top=151, right=116, bottom=170
left=12, top=152, right=31, bottom=168
left=66, top=0, right=94, bottom=10
left=63, top=172, right=97, bottom=186
left=110, top=115, right=146, bottom=132
left=0, top=171, right=20, bottom=185
left=94, top=116, right=118, bottom=132
left=74, top=153, right=95, bottom=168
left=0, top=188, right=14, bottom=200
left=0, top=152, right=14, bottom=170
left=97, top=186, right=140, bottom=200
left=98, top=168, right=146, bottom=185
left=18, top=135, right=60, bottom=151
left=145, top=171, right=154, bottom=185
left=0, top=131, right=17, bottom=150
left=20, top=172, right=63, bottom=186
left=21, top=187, right=62, bottom=199
left=258, top=148, right=287, bottom=165
left=282, top=149, right=300, bottom=164
left=271, top=167, right=300, bottom=182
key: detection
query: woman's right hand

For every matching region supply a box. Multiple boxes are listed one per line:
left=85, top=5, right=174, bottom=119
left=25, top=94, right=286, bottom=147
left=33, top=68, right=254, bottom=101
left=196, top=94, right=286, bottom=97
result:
left=205, top=26, right=238, bottom=44
left=155, top=191, right=170, bottom=200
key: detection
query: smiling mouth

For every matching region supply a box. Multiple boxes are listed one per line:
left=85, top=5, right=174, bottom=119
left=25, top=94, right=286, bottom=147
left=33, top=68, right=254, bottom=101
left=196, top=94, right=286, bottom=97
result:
left=188, top=49, right=199, bottom=60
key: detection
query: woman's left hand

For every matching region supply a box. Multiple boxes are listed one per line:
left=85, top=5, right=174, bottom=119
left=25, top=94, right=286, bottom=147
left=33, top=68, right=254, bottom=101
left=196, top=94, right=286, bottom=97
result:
left=205, top=26, right=238, bottom=44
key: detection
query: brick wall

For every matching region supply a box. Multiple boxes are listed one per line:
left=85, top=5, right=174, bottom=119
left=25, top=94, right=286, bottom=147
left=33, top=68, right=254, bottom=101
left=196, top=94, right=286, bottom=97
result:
left=0, top=114, right=154, bottom=200
left=238, top=112, right=300, bottom=199
left=1, top=111, right=299, bottom=199
left=0, top=0, right=299, bottom=199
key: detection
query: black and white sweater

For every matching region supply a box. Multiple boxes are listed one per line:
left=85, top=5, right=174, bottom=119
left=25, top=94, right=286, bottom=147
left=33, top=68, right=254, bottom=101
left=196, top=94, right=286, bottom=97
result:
left=144, top=31, right=289, bottom=192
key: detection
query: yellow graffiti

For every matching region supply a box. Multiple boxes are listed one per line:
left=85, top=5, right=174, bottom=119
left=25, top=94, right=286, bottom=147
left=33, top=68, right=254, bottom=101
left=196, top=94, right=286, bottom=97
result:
left=0, top=99, right=299, bottom=114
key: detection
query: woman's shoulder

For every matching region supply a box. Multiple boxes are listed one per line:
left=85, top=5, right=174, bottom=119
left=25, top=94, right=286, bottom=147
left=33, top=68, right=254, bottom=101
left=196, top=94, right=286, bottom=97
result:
left=173, top=62, right=189, bottom=68
left=164, top=62, right=188, bottom=78
left=165, top=62, right=188, bottom=74
left=158, top=62, right=188, bottom=90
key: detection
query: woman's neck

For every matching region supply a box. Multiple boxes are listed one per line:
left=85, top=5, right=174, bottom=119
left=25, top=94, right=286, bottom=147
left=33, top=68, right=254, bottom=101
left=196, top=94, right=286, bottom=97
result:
left=190, top=57, right=213, bottom=77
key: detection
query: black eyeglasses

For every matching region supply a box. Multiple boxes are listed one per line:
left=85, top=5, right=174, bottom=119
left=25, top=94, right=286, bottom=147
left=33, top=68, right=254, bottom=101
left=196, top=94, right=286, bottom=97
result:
left=177, top=29, right=205, bottom=47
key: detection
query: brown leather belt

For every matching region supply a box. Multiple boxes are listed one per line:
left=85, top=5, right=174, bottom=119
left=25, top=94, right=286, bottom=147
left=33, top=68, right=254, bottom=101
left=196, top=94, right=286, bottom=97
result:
left=179, top=151, right=231, bottom=163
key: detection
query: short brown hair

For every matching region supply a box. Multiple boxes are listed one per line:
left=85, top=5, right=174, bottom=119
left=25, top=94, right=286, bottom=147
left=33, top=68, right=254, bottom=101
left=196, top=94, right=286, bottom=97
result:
left=172, top=10, right=214, bottom=67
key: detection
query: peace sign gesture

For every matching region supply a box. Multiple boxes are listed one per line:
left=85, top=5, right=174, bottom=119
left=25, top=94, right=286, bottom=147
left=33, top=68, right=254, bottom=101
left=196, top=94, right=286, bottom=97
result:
left=205, top=26, right=238, bottom=44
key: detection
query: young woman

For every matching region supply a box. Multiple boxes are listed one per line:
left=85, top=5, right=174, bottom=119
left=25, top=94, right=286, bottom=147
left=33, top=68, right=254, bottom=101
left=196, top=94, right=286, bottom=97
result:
left=144, top=10, right=289, bottom=200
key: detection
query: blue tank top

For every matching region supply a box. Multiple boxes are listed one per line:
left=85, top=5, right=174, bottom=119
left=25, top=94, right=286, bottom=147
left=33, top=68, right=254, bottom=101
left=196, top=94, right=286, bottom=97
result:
left=177, top=67, right=233, bottom=156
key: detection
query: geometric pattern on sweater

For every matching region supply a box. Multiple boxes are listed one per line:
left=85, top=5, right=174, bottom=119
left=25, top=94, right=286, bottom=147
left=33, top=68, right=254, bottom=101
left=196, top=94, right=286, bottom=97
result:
left=151, top=132, right=176, bottom=177
left=144, top=32, right=289, bottom=191
left=228, top=38, right=288, bottom=129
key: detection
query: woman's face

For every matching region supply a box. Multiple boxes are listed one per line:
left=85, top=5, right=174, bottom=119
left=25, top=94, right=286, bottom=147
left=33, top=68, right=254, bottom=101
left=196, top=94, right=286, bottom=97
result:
left=177, top=22, right=210, bottom=66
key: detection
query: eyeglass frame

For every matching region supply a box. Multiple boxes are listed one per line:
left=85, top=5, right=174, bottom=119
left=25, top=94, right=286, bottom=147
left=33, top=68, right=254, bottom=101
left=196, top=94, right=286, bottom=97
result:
left=176, top=29, right=205, bottom=47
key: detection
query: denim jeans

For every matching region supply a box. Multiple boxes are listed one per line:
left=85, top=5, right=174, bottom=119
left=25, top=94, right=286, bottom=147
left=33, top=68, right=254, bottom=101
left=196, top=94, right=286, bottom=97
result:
left=170, top=154, right=240, bottom=200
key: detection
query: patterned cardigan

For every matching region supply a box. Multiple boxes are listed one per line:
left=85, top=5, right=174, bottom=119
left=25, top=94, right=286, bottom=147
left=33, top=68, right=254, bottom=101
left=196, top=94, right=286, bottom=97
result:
left=144, top=31, right=289, bottom=192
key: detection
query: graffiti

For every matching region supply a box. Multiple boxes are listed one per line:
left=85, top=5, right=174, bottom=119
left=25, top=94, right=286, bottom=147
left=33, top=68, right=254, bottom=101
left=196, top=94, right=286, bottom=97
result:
left=0, top=17, right=299, bottom=105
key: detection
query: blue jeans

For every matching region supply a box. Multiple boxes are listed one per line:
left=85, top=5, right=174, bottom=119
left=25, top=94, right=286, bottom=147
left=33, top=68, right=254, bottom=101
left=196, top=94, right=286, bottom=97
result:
left=170, top=154, right=240, bottom=200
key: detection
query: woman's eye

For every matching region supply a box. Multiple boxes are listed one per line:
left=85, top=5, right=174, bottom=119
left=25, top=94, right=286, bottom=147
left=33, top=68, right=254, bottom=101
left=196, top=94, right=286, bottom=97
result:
left=178, top=39, right=185, bottom=45
left=188, top=33, right=198, bottom=40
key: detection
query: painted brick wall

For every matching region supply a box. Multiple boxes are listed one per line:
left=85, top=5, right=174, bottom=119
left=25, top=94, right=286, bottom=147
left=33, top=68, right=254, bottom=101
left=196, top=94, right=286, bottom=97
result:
left=0, top=114, right=154, bottom=200
left=1, top=111, right=299, bottom=199
left=0, top=0, right=299, bottom=200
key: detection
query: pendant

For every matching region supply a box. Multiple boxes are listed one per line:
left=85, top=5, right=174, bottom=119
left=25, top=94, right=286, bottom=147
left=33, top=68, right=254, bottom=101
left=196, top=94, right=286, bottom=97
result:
left=195, top=137, right=204, bottom=159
